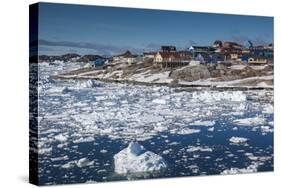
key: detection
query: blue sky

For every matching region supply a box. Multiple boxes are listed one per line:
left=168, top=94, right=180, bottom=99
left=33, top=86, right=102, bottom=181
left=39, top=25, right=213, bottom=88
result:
left=37, top=3, right=273, bottom=55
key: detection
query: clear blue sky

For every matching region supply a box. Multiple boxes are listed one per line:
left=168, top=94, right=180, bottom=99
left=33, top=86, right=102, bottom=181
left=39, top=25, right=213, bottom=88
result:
left=37, top=2, right=273, bottom=55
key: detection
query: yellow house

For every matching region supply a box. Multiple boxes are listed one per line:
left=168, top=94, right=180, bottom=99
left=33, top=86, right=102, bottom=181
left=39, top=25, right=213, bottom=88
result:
left=153, top=52, right=181, bottom=63
left=154, top=52, right=163, bottom=63
left=248, top=57, right=267, bottom=64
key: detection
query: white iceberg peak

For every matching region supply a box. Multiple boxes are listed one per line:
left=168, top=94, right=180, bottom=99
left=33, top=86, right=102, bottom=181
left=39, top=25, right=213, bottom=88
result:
left=127, top=142, right=145, bottom=156
left=114, top=142, right=167, bottom=174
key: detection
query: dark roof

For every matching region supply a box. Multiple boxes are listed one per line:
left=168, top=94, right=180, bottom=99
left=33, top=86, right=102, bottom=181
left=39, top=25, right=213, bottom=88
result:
left=143, top=52, right=157, bottom=55
left=115, top=50, right=137, bottom=58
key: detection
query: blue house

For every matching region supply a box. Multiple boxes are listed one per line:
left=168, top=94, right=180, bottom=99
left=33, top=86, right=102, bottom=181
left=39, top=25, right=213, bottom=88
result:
left=240, top=55, right=249, bottom=63
left=209, top=54, right=224, bottom=64
left=195, top=53, right=212, bottom=64
left=89, top=59, right=106, bottom=67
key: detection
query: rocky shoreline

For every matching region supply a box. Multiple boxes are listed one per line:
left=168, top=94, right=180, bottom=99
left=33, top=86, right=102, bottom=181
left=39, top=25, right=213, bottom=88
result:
left=52, top=60, right=273, bottom=90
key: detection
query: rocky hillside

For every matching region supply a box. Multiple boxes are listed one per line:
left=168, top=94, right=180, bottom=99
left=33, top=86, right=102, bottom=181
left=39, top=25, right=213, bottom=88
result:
left=55, top=60, right=273, bottom=89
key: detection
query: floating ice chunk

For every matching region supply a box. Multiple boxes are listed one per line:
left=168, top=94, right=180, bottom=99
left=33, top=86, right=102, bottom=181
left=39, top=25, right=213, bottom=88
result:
left=229, top=137, right=248, bottom=144
left=57, top=143, right=68, bottom=148
left=114, top=142, right=167, bottom=174
left=191, top=91, right=246, bottom=103
left=186, top=146, right=213, bottom=152
left=54, top=134, right=68, bottom=142
left=76, top=158, right=94, bottom=168
left=73, top=137, right=95, bottom=143
left=38, top=147, right=52, bottom=155
left=62, top=86, right=71, bottom=94
left=152, top=99, right=166, bottom=105
left=177, top=128, right=200, bottom=135
left=260, top=126, right=273, bottom=133
left=262, top=104, right=273, bottom=114
left=61, top=161, right=76, bottom=169
left=221, top=162, right=259, bottom=175
left=248, top=155, right=272, bottom=162
left=61, top=158, right=94, bottom=169
left=162, top=149, right=171, bottom=155
left=190, top=120, right=215, bottom=127
left=78, top=79, right=94, bottom=88
left=50, top=155, right=69, bottom=162
left=154, top=122, right=168, bottom=132
left=233, top=117, right=266, bottom=126
left=187, top=165, right=199, bottom=174
left=100, top=149, right=108, bottom=153
left=268, top=121, right=274, bottom=126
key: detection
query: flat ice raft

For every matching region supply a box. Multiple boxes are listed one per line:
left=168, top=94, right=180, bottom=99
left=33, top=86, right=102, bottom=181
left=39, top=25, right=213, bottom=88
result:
left=114, top=142, right=167, bottom=174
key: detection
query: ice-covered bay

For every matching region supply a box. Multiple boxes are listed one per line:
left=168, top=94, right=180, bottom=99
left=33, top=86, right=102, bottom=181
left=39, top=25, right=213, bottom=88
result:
left=34, top=62, right=273, bottom=185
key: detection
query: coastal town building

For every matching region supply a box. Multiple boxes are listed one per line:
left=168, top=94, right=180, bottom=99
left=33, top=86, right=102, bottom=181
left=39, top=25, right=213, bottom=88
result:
left=248, top=56, right=268, bottom=64
left=107, top=40, right=274, bottom=69
left=161, top=46, right=177, bottom=53
left=113, top=50, right=138, bottom=64
left=143, top=52, right=157, bottom=59
left=154, top=52, right=187, bottom=68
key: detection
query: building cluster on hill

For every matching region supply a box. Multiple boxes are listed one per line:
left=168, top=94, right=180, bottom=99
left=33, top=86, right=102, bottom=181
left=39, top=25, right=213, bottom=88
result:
left=35, top=40, right=273, bottom=69
left=109, top=40, right=273, bottom=68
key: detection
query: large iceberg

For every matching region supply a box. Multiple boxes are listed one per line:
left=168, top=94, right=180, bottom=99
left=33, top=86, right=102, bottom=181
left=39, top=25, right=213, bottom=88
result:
left=114, top=142, right=167, bottom=174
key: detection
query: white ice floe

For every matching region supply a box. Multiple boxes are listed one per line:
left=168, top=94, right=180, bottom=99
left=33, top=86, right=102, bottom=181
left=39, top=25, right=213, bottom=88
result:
left=247, top=155, right=272, bottom=162
left=229, top=137, right=248, bottom=144
left=221, top=162, right=259, bottom=175
left=190, top=120, right=215, bottom=127
left=54, top=134, right=68, bottom=142
left=73, top=137, right=95, bottom=144
left=260, top=126, right=273, bottom=133
left=38, top=147, right=52, bottom=155
left=191, top=91, right=246, bottom=103
left=262, top=104, right=273, bottom=114
left=186, top=146, right=213, bottom=152
left=152, top=99, right=166, bottom=105
left=233, top=117, right=266, bottom=126
left=78, top=79, right=94, bottom=88
left=61, top=157, right=94, bottom=169
left=50, top=155, right=69, bottom=162
left=100, top=149, right=108, bottom=153
left=177, top=128, right=201, bottom=135
left=76, top=158, right=95, bottom=168
left=114, top=142, right=167, bottom=174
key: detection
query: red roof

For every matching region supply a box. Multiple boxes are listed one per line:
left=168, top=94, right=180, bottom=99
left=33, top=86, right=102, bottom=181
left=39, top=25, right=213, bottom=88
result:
left=158, top=52, right=181, bottom=59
